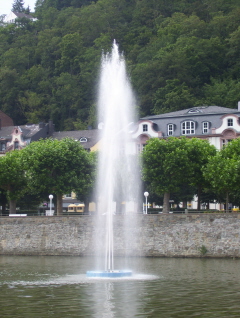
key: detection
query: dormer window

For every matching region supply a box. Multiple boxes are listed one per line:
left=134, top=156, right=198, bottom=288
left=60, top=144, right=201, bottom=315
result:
left=167, top=124, right=174, bottom=136
left=181, top=121, right=195, bottom=135
left=227, top=118, right=233, bottom=127
left=188, top=108, right=201, bottom=114
left=143, top=124, right=148, bottom=132
left=202, top=122, right=209, bottom=134
left=80, top=137, right=87, bottom=142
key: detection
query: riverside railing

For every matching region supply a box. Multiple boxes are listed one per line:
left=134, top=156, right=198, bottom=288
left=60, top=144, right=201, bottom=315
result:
left=0, top=210, right=236, bottom=217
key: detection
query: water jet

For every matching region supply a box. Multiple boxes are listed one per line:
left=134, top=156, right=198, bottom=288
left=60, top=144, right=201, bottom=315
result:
left=87, top=41, right=140, bottom=278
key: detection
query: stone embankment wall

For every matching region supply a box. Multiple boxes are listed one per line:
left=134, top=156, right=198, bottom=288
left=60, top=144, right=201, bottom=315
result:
left=0, top=213, right=239, bottom=257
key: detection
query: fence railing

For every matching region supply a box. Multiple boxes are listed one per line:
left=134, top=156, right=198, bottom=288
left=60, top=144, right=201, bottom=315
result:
left=0, top=209, right=237, bottom=217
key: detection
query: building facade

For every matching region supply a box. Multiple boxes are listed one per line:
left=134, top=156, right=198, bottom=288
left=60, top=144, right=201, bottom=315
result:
left=0, top=121, right=55, bottom=156
left=132, top=103, right=240, bottom=211
left=132, top=104, right=240, bottom=151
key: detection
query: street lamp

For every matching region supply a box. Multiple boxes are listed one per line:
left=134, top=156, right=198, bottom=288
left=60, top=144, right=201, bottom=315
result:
left=49, top=194, right=53, bottom=215
left=144, top=192, right=149, bottom=214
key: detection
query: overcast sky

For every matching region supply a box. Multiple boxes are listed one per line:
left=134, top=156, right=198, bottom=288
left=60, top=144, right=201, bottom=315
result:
left=0, top=0, right=36, bottom=15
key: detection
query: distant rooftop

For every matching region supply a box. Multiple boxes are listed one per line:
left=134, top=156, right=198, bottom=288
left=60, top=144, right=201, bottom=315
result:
left=12, top=12, right=35, bottom=19
left=52, top=129, right=100, bottom=150
left=4, top=11, right=37, bottom=23
left=0, top=124, right=47, bottom=139
left=141, top=106, right=240, bottom=120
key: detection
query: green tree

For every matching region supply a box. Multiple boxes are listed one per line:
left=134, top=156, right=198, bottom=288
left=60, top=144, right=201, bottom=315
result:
left=142, top=137, right=193, bottom=213
left=1, top=0, right=240, bottom=127
left=203, top=154, right=239, bottom=211
left=0, top=67, right=26, bottom=125
left=153, top=79, right=197, bottom=114
left=203, top=138, right=240, bottom=211
left=21, top=138, right=94, bottom=215
left=187, top=138, right=216, bottom=210
left=201, top=78, right=240, bottom=108
left=142, top=137, right=216, bottom=212
left=220, top=138, right=240, bottom=158
left=0, top=150, right=27, bottom=214
left=12, top=0, right=25, bottom=12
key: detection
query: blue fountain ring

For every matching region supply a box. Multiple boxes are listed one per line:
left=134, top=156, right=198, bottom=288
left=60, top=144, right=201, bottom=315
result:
left=86, top=270, right=132, bottom=278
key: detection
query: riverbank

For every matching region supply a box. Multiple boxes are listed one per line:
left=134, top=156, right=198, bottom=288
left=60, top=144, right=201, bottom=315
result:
left=0, top=214, right=239, bottom=257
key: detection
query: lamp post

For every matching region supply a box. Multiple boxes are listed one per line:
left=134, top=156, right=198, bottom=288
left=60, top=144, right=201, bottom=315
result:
left=144, top=192, right=149, bottom=214
left=49, top=194, right=53, bottom=216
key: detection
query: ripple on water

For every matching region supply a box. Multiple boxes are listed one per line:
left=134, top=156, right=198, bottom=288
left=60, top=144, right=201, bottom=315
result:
left=1, top=257, right=240, bottom=318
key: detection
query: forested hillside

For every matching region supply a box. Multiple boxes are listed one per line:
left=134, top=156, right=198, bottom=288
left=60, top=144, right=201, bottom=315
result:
left=1, top=0, right=240, bottom=130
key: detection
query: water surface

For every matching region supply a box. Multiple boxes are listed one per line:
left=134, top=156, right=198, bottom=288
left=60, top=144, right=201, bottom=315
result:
left=0, top=256, right=239, bottom=317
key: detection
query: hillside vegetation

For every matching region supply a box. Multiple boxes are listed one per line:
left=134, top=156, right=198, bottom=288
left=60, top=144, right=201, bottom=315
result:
left=1, top=0, right=240, bottom=130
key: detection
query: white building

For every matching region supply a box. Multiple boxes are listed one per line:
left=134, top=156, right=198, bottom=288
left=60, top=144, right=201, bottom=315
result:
left=4, top=12, right=37, bottom=24
left=132, top=103, right=240, bottom=211
left=132, top=103, right=240, bottom=151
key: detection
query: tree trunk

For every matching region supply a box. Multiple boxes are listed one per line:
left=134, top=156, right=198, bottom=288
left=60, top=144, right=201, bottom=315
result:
left=197, top=187, right=201, bottom=211
left=162, top=192, right=170, bottom=213
left=9, top=199, right=17, bottom=214
left=84, top=197, right=89, bottom=214
left=115, top=199, right=122, bottom=214
left=226, top=192, right=229, bottom=213
left=1, top=202, right=7, bottom=215
left=182, top=201, right=187, bottom=209
left=57, top=194, right=63, bottom=216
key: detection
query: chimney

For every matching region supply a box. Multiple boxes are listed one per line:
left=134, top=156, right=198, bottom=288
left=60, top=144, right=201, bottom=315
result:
left=48, top=120, right=55, bottom=136
left=238, top=101, right=240, bottom=111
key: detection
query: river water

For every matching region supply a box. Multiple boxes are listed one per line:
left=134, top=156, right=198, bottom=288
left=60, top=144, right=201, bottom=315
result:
left=0, top=256, right=239, bottom=317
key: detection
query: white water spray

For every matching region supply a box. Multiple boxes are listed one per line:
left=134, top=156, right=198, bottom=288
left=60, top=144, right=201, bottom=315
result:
left=95, top=41, right=140, bottom=273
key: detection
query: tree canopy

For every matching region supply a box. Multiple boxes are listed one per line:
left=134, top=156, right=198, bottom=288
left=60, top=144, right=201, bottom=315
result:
left=203, top=138, right=240, bottom=210
left=142, top=137, right=193, bottom=213
left=12, top=0, right=25, bottom=13
left=1, top=1, right=240, bottom=130
left=142, top=137, right=217, bottom=212
left=21, top=138, right=94, bottom=215
left=186, top=138, right=216, bottom=210
left=0, top=150, right=27, bottom=213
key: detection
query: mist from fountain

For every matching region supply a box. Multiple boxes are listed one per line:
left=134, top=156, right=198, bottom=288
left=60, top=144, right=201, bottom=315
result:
left=87, top=41, right=141, bottom=278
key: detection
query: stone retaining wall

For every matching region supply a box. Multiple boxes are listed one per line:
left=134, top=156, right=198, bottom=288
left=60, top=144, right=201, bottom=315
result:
left=0, top=214, right=239, bottom=257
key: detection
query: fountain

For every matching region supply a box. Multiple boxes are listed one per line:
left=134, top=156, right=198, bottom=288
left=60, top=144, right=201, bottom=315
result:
left=87, top=41, right=140, bottom=278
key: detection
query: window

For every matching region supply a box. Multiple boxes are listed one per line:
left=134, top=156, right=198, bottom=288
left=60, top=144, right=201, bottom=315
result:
left=143, top=124, right=148, bottom=132
left=222, top=139, right=232, bottom=147
left=65, top=193, right=72, bottom=198
left=137, top=144, right=146, bottom=153
left=188, top=108, right=200, bottom=114
left=227, top=118, right=233, bottom=126
left=0, top=143, right=6, bottom=151
left=167, top=124, right=174, bottom=136
left=202, top=122, right=209, bottom=134
left=80, top=137, right=87, bottom=142
left=14, top=141, right=19, bottom=149
left=181, top=121, right=195, bottom=135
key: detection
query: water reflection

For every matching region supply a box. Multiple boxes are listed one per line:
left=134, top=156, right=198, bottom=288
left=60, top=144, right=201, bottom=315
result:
left=0, top=256, right=240, bottom=317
